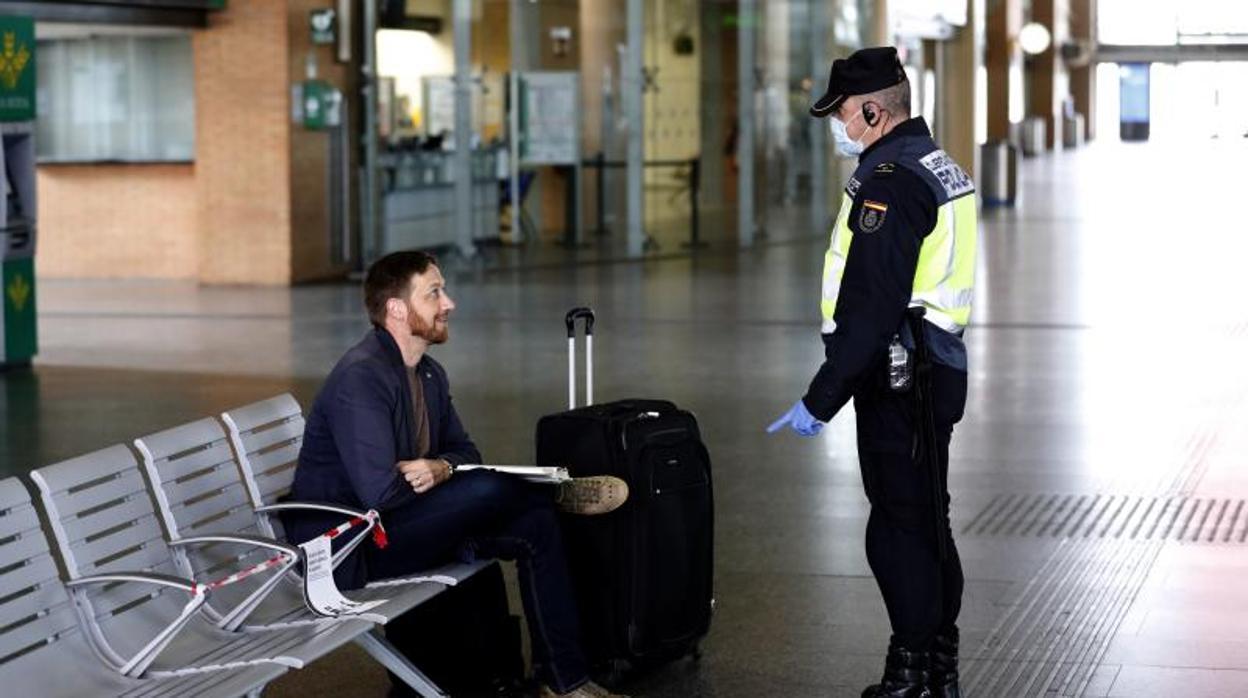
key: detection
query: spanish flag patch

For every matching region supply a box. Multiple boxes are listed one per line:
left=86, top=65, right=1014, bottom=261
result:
left=858, top=200, right=888, bottom=233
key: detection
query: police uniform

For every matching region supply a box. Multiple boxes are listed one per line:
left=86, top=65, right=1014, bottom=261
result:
left=805, top=48, right=976, bottom=698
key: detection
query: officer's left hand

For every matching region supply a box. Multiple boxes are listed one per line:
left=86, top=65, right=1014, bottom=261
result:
left=767, top=400, right=825, bottom=437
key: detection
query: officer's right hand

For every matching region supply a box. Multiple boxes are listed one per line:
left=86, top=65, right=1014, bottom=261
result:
left=767, top=399, right=824, bottom=437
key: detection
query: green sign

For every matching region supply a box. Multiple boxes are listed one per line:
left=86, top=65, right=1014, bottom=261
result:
left=0, top=17, right=35, bottom=123
left=2, top=257, right=37, bottom=362
left=302, top=79, right=328, bottom=130
left=310, top=9, right=337, bottom=45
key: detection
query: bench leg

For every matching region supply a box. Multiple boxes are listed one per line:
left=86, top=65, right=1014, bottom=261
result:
left=354, top=629, right=450, bottom=698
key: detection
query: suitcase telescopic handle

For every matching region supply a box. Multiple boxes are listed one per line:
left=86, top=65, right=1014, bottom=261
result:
left=565, top=307, right=595, bottom=337
left=565, top=307, right=595, bottom=409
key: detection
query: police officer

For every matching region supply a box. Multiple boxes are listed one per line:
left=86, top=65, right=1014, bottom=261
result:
left=768, top=47, right=976, bottom=698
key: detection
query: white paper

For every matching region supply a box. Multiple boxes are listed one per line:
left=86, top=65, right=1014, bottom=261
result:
left=366, top=574, right=460, bottom=588
left=456, top=464, right=571, bottom=484
left=299, top=535, right=388, bottom=618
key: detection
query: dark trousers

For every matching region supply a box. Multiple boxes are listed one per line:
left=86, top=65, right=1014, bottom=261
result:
left=854, top=362, right=967, bottom=652
left=365, top=470, right=589, bottom=694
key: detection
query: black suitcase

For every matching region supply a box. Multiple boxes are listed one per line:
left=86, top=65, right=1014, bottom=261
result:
left=536, top=308, right=714, bottom=676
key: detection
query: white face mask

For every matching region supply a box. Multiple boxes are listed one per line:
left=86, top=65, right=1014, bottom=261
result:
left=829, top=110, right=867, bottom=157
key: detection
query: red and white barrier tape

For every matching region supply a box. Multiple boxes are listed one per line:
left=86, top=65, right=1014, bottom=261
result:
left=190, top=509, right=386, bottom=594
left=192, top=553, right=292, bottom=595
left=321, top=509, right=388, bottom=549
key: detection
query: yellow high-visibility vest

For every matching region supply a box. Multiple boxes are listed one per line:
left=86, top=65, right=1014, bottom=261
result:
left=822, top=143, right=978, bottom=336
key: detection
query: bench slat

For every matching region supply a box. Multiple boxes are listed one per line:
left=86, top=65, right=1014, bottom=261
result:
left=50, top=468, right=147, bottom=519
left=0, top=605, right=79, bottom=660
left=240, top=419, right=303, bottom=458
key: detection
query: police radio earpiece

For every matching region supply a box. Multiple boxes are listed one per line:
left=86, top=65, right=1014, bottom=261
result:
left=862, top=103, right=877, bottom=127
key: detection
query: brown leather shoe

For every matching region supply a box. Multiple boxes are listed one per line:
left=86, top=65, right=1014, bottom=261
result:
left=555, top=476, right=629, bottom=515
left=539, top=680, right=630, bottom=697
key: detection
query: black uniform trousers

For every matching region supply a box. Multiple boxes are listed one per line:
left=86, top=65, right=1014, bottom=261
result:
left=853, top=361, right=967, bottom=651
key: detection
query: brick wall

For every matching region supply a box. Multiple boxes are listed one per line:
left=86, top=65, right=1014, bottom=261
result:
left=194, top=0, right=293, bottom=285
left=536, top=0, right=580, bottom=240
left=36, top=165, right=197, bottom=280
left=35, top=0, right=361, bottom=285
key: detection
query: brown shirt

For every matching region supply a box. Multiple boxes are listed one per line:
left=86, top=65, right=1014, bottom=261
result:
left=407, top=366, right=431, bottom=458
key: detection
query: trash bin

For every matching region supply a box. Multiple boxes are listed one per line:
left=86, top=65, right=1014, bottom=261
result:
left=980, top=141, right=1018, bottom=207
left=1021, top=117, right=1047, bottom=157
left=1063, top=113, right=1085, bottom=149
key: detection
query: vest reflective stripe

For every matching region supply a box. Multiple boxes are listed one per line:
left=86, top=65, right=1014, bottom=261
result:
left=821, top=184, right=977, bottom=335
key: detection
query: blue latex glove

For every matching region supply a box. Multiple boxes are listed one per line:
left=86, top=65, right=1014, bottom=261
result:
left=767, top=400, right=824, bottom=437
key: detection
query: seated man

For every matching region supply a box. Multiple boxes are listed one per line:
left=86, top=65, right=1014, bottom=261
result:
left=287, top=250, right=629, bottom=698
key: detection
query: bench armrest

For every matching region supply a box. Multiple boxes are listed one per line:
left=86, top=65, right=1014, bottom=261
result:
left=167, top=535, right=301, bottom=632
left=67, top=571, right=200, bottom=595
left=170, top=534, right=300, bottom=558
left=66, top=571, right=209, bottom=677
left=256, top=501, right=370, bottom=520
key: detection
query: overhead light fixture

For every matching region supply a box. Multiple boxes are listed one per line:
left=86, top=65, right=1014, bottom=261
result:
left=1019, top=22, right=1052, bottom=56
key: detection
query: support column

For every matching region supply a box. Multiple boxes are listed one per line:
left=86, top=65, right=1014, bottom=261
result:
left=986, top=0, right=1022, bottom=142
left=936, top=0, right=984, bottom=178
left=808, top=0, right=827, bottom=233
left=452, top=0, right=474, bottom=258
left=1030, top=0, right=1069, bottom=151
left=361, top=0, right=380, bottom=265
left=508, top=0, right=524, bottom=243
left=1070, top=0, right=1097, bottom=141
left=699, top=1, right=726, bottom=229
left=624, top=0, right=644, bottom=257
left=872, top=0, right=891, bottom=46
left=737, top=0, right=756, bottom=248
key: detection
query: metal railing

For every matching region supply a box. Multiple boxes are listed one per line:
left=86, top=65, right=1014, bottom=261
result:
left=581, top=153, right=704, bottom=250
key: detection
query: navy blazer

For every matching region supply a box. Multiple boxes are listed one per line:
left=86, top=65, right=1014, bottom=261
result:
left=287, top=327, right=481, bottom=586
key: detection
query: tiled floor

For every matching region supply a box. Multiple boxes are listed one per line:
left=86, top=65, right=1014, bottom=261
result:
left=3, top=138, right=1247, bottom=696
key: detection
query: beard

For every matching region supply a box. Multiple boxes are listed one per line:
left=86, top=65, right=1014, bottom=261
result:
left=408, top=306, right=450, bottom=344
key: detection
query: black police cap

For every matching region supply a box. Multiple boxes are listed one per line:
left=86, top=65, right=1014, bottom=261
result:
left=810, top=46, right=906, bottom=118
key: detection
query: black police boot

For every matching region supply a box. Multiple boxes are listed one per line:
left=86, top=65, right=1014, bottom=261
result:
left=927, top=629, right=962, bottom=698
left=860, top=641, right=932, bottom=698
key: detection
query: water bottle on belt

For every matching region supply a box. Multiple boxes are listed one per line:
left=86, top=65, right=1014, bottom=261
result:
left=887, top=334, right=912, bottom=392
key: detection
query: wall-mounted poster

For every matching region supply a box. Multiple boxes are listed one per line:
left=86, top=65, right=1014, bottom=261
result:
left=521, top=71, right=580, bottom=165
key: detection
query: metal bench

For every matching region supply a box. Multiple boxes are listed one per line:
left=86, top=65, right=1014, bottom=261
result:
left=133, top=416, right=392, bottom=632
left=28, top=445, right=376, bottom=684
left=0, top=475, right=285, bottom=697
left=131, top=396, right=489, bottom=697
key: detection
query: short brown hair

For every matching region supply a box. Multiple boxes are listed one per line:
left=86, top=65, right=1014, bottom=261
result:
left=363, top=250, right=438, bottom=327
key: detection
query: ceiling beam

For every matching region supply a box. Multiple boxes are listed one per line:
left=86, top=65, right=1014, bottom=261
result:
left=1097, top=43, right=1248, bottom=63
left=0, top=1, right=223, bottom=29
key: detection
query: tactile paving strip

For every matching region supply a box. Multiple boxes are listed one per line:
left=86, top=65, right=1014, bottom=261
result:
left=959, top=420, right=1235, bottom=695
left=961, top=535, right=1161, bottom=696
left=963, top=493, right=1248, bottom=544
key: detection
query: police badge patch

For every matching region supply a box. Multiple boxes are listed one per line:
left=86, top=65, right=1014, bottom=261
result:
left=858, top=200, right=888, bottom=233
